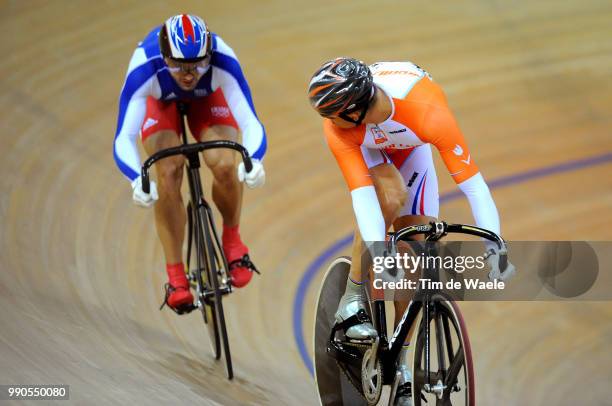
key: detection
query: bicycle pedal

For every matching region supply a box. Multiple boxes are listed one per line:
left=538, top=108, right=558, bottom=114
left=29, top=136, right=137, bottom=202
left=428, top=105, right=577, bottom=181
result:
left=228, top=254, right=260, bottom=275
left=346, top=337, right=375, bottom=345
left=161, top=301, right=197, bottom=315
left=176, top=303, right=197, bottom=315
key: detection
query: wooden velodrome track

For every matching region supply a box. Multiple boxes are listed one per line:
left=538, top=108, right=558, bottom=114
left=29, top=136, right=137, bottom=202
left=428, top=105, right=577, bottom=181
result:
left=1, top=1, right=611, bottom=404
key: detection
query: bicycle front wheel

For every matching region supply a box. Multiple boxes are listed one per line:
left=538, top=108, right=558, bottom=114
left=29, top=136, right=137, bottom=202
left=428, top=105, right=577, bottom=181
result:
left=190, top=203, right=221, bottom=360
left=199, top=206, right=233, bottom=380
left=412, top=293, right=475, bottom=406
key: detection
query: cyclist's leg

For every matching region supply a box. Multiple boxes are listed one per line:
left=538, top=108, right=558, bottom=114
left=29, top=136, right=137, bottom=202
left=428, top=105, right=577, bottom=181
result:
left=188, top=90, right=241, bottom=225
left=141, top=97, right=192, bottom=309
left=188, top=90, right=253, bottom=287
left=200, top=125, right=242, bottom=226
left=348, top=161, right=408, bottom=283
left=143, top=131, right=186, bottom=264
left=339, top=160, right=407, bottom=339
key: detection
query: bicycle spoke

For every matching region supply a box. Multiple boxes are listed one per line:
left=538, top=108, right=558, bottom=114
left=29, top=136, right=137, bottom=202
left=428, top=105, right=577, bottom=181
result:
left=445, top=346, right=464, bottom=387
left=435, top=307, right=447, bottom=382
left=442, top=313, right=455, bottom=366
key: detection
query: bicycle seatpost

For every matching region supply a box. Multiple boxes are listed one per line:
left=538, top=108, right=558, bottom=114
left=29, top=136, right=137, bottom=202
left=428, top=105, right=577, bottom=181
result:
left=177, top=101, right=189, bottom=115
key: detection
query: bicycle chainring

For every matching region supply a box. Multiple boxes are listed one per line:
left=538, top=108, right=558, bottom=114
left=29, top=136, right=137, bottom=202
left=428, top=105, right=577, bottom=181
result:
left=361, top=348, right=383, bottom=405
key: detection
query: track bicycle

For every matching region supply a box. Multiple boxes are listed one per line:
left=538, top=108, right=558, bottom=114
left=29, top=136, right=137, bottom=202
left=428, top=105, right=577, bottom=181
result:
left=314, top=221, right=510, bottom=405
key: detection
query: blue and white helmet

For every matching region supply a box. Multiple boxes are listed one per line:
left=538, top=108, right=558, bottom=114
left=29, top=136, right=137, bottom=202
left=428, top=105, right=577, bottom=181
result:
left=159, top=14, right=211, bottom=62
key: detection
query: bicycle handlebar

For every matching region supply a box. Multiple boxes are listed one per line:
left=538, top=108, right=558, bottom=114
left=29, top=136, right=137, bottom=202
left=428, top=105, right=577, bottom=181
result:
left=140, top=140, right=253, bottom=194
left=389, top=221, right=508, bottom=268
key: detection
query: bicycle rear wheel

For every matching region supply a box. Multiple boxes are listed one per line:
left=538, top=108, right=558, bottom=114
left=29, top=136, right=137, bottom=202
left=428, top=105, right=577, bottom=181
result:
left=199, top=205, right=233, bottom=380
left=412, top=293, right=475, bottom=405
left=189, top=203, right=221, bottom=360
left=314, top=256, right=367, bottom=406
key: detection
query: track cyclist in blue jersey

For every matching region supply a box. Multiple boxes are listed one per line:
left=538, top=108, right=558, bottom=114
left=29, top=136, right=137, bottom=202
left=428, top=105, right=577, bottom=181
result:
left=113, top=14, right=266, bottom=311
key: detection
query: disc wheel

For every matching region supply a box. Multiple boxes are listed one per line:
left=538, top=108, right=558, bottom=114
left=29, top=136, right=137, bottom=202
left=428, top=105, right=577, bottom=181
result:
left=313, top=257, right=367, bottom=406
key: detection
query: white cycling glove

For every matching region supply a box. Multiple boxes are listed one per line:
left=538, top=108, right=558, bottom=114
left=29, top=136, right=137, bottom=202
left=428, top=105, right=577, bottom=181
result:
left=131, top=176, right=158, bottom=208
left=485, top=247, right=516, bottom=282
left=237, top=159, right=265, bottom=189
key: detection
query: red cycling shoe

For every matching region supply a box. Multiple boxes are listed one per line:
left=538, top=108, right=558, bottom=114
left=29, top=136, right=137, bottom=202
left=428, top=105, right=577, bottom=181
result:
left=222, top=225, right=259, bottom=288
left=160, top=263, right=194, bottom=313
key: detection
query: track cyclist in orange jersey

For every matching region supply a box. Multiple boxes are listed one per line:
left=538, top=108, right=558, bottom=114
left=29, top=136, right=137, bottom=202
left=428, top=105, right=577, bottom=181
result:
left=113, top=15, right=267, bottom=312
left=308, top=57, right=515, bottom=405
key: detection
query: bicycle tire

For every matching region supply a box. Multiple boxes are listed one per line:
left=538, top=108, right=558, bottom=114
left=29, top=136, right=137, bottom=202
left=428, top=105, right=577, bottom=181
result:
left=199, top=206, right=233, bottom=380
left=411, top=293, right=475, bottom=406
left=313, top=256, right=367, bottom=406
left=190, top=203, right=221, bottom=360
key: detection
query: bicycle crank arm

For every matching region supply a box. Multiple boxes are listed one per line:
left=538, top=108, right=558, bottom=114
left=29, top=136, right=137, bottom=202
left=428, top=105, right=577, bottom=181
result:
left=327, top=340, right=364, bottom=367
left=387, top=371, right=401, bottom=406
left=366, top=337, right=380, bottom=372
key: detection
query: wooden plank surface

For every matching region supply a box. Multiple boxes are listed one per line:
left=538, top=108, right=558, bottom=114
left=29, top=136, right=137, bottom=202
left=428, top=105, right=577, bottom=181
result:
left=0, top=1, right=610, bottom=404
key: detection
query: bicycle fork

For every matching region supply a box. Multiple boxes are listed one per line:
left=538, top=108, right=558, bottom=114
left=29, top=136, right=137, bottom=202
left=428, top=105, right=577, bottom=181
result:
left=423, top=300, right=448, bottom=399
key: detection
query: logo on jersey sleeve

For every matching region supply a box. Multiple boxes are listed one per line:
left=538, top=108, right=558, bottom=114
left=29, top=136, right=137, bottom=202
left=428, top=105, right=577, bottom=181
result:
left=453, top=144, right=471, bottom=164
left=371, top=126, right=388, bottom=145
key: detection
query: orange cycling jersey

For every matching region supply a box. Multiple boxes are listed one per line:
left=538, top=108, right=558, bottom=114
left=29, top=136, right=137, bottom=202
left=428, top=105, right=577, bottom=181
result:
left=324, top=62, right=479, bottom=191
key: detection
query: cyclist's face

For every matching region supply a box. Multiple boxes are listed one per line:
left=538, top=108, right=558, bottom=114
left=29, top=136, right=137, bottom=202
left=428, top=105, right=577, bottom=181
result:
left=327, top=87, right=379, bottom=128
left=165, top=58, right=210, bottom=91
left=328, top=111, right=362, bottom=128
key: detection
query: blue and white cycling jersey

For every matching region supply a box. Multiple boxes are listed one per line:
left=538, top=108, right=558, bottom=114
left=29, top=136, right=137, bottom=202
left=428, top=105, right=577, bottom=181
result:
left=113, top=27, right=267, bottom=182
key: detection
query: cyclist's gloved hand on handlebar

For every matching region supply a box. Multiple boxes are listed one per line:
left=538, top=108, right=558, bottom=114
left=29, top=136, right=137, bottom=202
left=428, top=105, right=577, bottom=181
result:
left=369, top=242, right=404, bottom=286
left=237, top=159, right=265, bottom=189
left=484, top=247, right=516, bottom=282
left=131, top=176, right=158, bottom=208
